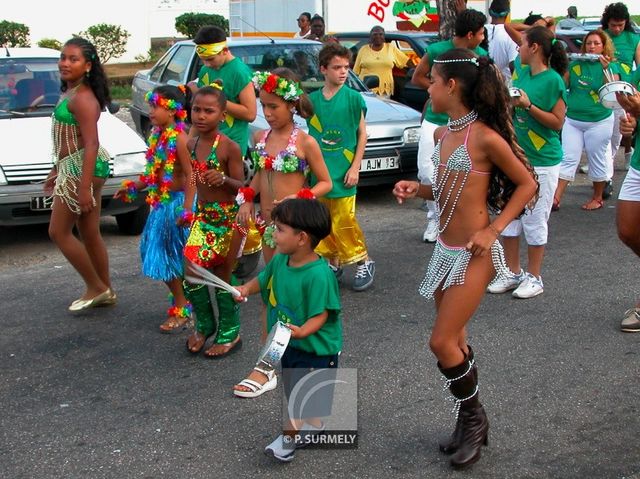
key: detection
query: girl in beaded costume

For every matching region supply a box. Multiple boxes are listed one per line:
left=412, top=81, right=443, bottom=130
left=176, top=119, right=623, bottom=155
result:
left=184, top=86, right=246, bottom=357
left=233, top=68, right=332, bottom=397
left=114, top=85, right=194, bottom=333
left=393, top=49, right=538, bottom=469
left=44, top=38, right=116, bottom=312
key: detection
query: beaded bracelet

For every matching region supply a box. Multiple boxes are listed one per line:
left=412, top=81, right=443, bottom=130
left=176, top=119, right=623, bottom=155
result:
left=296, top=188, right=315, bottom=199
left=236, top=186, right=256, bottom=205
left=120, top=180, right=138, bottom=203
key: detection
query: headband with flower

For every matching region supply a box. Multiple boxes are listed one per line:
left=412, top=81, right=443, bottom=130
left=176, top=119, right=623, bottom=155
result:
left=252, top=71, right=303, bottom=101
left=145, top=90, right=187, bottom=122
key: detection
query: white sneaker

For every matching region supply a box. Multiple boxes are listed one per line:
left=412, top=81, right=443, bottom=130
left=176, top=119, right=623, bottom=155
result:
left=423, top=220, right=438, bottom=243
left=512, top=273, right=544, bottom=299
left=487, top=269, right=524, bottom=294
left=264, top=434, right=296, bottom=462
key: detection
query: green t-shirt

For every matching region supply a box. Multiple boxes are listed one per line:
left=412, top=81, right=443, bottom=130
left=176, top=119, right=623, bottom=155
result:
left=197, top=57, right=253, bottom=155
left=307, top=85, right=367, bottom=198
left=567, top=60, right=618, bottom=122
left=512, top=60, right=567, bottom=167
left=606, top=29, right=640, bottom=81
left=258, top=253, right=343, bottom=356
left=423, top=40, right=489, bottom=125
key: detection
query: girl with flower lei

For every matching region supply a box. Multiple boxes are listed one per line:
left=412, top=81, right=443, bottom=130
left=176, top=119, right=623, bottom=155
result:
left=114, top=85, right=195, bottom=333
left=233, top=68, right=332, bottom=398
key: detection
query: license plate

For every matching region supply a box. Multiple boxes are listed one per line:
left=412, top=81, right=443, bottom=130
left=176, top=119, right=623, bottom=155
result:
left=30, top=196, right=54, bottom=211
left=360, top=156, right=399, bottom=172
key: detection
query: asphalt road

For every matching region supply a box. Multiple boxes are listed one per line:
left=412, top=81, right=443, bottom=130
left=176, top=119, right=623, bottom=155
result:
left=1, top=120, right=639, bottom=477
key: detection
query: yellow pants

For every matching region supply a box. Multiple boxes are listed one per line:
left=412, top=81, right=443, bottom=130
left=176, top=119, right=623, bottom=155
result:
left=315, top=196, right=368, bottom=265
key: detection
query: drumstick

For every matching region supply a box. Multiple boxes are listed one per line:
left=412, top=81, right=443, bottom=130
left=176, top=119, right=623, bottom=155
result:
left=184, top=261, right=247, bottom=301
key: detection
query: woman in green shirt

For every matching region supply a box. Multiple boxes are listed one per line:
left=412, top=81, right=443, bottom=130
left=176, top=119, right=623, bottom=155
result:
left=554, top=30, right=619, bottom=211
left=601, top=2, right=640, bottom=167
left=488, top=26, right=568, bottom=299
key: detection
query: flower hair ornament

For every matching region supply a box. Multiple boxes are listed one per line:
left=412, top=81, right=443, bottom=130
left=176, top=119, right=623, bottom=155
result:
left=145, top=90, right=187, bottom=123
left=252, top=71, right=303, bottom=101
left=433, top=57, right=480, bottom=67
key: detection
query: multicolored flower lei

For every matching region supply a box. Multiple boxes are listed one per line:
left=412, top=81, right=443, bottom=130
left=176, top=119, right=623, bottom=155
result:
left=145, top=90, right=187, bottom=122
left=250, top=128, right=308, bottom=174
left=252, top=71, right=304, bottom=101
left=140, top=122, right=185, bottom=208
left=119, top=180, right=138, bottom=203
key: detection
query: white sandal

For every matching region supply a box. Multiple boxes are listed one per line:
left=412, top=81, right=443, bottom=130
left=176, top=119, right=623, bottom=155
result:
left=233, top=367, right=277, bottom=398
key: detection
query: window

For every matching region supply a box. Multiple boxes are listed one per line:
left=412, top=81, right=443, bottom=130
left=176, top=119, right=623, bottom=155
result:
left=160, top=45, right=194, bottom=84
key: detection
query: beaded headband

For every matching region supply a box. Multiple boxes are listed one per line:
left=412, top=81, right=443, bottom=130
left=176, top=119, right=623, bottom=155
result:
left=196, top=41, right=227, bottom=58
left=145, top=91, right=187, bottom=122
left=433, top=57, right=479, bottom=67
left=252, top=71, right=303, bottom=101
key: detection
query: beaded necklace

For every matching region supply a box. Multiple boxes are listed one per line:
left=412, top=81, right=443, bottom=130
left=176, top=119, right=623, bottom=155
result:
left=140, top=122, right=185, bottom=208
left=447, top=110, right=478, bottom=132
left=191, top=135, right=221, bottom=185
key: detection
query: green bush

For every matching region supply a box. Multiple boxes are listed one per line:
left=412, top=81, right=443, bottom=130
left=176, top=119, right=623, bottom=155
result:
left=0, top=20, right=30, bottom=47
left=175, top=13, right=229, bottom=39
left=77, top=24, right=131, bottom=63
left=110, top=84, right=132, bottom=102
left=37, top=38, right=62, bottom=50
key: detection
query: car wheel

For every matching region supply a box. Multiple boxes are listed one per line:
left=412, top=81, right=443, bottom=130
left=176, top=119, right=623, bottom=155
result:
left=115, top=204, right=149, bottom=235
left=233, top=250, right=261, bottom=279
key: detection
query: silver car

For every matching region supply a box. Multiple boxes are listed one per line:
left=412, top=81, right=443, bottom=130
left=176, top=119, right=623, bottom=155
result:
left=130, top=38, right=421, bottom=186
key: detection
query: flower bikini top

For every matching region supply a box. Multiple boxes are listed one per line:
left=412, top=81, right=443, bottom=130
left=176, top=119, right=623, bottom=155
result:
left=251, top=127, right=308, bottom=174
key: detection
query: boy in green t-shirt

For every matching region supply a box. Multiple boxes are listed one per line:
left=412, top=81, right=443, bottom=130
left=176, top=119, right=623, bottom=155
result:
left=412, top=9, right=488, bottom=243
left=307, top=43, right=375, bottom=291
left=188, top=25, right=257, bottom=155
left=234, top=198, right=342, bottom=462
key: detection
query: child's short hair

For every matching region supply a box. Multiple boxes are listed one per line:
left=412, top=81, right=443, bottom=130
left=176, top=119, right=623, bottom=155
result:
left=193, top=84, right=227, bottom=109
left=194, top=25, right=226, bottom=44
left=454, top=9, right=487, bottom=37
left=271, top=198, right=331, bottom=248
left=319, top=43, right=351, bottom=68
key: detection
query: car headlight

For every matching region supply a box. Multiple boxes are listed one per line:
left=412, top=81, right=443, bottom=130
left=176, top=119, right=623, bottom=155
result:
left=0, top=167, right=7, bottom=186
left=113, top=152, right=146, bottom=176
left=403, top=127, right=421, bottom=145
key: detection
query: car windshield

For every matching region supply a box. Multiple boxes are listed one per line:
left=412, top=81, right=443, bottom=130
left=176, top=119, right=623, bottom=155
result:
left=0, top=58, right=61, bottom=118
left=198, top=43, right=367, bottom=93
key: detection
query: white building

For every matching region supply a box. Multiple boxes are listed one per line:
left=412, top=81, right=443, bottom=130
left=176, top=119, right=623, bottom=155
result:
left=2, top=0, right=230, bottom=63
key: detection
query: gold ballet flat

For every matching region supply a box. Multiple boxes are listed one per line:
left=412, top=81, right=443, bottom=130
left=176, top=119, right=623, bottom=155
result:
left=68, top=289, right=114, bottom=312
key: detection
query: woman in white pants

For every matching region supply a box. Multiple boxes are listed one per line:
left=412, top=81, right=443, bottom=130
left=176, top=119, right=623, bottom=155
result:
left=554, top=30, right=619, bottom=211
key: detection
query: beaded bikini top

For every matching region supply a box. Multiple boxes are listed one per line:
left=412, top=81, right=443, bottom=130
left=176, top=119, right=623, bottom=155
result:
left=432, top=125, right=489, bottom=234
left=251, top=127, right=308, bottom=174
left=191, top=135, right=222, bottom=183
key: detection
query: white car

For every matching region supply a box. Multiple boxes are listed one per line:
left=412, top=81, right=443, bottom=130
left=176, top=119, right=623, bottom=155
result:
left=0, top=48, right=149, bottom=234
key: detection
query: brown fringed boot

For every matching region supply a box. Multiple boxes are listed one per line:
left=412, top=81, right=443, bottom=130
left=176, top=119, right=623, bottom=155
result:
left=438, top=351, right=488, bottom=470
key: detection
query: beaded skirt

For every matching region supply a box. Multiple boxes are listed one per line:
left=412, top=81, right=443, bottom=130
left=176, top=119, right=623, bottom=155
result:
left=419, top=237, right=510, bottom=300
